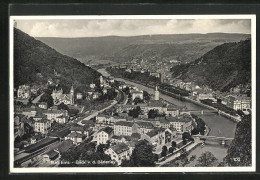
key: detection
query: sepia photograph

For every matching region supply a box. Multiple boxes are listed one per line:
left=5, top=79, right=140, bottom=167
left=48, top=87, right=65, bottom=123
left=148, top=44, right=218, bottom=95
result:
left=9, top=15, right=256, bottom=173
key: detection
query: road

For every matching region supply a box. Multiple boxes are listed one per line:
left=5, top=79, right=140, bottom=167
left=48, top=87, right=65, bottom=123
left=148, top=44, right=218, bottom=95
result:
left=77, top=100, right=118, bottom=126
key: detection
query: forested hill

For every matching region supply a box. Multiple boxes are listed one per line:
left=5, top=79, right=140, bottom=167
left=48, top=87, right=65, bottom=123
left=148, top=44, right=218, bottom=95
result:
left=37, top=33, right=250, bottom=64
left=14, top=28, right=100, bottom=93
left=170, top=39, right=251, bottom=92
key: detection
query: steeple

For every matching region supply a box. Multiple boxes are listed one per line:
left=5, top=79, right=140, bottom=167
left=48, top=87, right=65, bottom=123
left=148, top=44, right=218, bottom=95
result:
left=70, top=85, right=74, bottom=105
left=154, top=85, right=159, bottom=101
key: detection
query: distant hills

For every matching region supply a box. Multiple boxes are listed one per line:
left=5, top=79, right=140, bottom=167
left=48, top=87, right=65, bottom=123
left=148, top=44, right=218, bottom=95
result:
left=170, top=39, right=251, bottom=92
left=37, top=33, right=250, bottom=64
left=14, top=28, right=100, bottom=93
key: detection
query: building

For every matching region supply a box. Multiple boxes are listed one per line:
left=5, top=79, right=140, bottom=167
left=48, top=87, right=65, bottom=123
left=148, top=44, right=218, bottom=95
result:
left=51, top=86, right=74, bottom=105
left=196, top=89, right=213, bottom=100
left=134, top=121, right=154, bottom=134
left=131, top=90, right=143, bottom=101
left=226, top=95, right=251, bottom=111
left=65, top=132, right=85, bottom=144
left=38, top=102, right=48, bottom=109
left=114, top=121, right=139, bottom=136
left=96, top=127, right=114, bottom=145
left=34, top=119, right=51, bottom=134
left=90, top=83, right=96, bottom=89
left=100, top=75, right=104, bottom=84
left=22, top=107, right=37, bottom=117
left=154, top=86, right=160, bottom=100
left=17, top=85, right=31, bottom=99
left=42, top=109, right=68, bottom=123
left=55, top=114, right=69, bottom=124
left=165, top=105, right=180, bottom=117
left=43, top=150, right=60, bottom=163
left=141, top=128, right=166, bottom=146
left=69, top=125, right=89, bottom=136
left=76, top=93, right=83, bottom=100
left=105, top=143, right=130, bottom=165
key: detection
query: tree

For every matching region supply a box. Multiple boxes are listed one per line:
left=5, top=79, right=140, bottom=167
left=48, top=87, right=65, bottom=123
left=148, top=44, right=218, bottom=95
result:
left=191, top=128, right=200, bottom=135
left=58, top=102, right=69, bottom=111
left=128, top=106, right=142, bottom=118
left=40, top=93, right=53, bottom=107
left=169, top=147, right=174, bottom=153
left=225, top=115, right=252, bottom=166
left=196, top=151, right=218, bottom=167
left=161, top=145, right=168, bottom=157
left=133, top=97, right=143, bottom=104
left=129, top=140, right=156, bottom=167
left=182, top=132, right=191, bottom=141
left=171, top=141, right=177, bottom=148
left=143, top=91, right=150, bottom=101
left=96, top=144, right=106, bottom=154
left=148, top=109, right=159, bottom=119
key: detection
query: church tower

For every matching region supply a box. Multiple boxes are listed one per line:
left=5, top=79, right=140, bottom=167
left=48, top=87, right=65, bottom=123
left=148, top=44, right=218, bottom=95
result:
left=100, top=75, right=103, bottom=84
left=70, top=85, right=74, bottom=105
left=154, top=86, right=160, bottom=100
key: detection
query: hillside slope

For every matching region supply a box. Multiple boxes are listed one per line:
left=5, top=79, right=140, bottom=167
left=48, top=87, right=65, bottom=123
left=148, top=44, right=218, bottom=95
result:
left=37, top=33, right=250, bottom=64
left=14, top=28, right=100, bottom=93
left=170, top=39, right=251, bottom=92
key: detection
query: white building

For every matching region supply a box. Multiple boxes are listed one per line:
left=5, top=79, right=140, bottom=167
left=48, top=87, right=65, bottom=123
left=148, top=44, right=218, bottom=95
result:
left=105, top=143, right=130, bottom=165
left=96, top=127, right=114, bottom=145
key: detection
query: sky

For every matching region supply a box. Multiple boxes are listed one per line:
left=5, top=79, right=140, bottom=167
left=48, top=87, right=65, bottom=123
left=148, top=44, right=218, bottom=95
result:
left=15, top=19, right=251, bottom=38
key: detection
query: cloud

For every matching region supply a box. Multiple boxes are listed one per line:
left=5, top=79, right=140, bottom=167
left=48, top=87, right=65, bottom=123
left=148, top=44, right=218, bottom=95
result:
left=16, top=19, right=251, bottom=37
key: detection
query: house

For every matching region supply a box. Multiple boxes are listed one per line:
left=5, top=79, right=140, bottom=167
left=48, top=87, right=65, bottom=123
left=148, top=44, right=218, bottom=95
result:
left=65, top=132, right=85, bottom=144
left=38, top=102, right=48, bottom=109
left=69, top=125, right=89, bottom=136
left=43, top=150, right=60, bottom=163
left=51, top=86, right=74, bottom=105
left=55, top=114, right=69, bottom=124
left=165, top=105, right=180, bottom=117
left=93, top=92, right=101, bottom=100
left=90, top=83, right=96, bottom=89
left=110, top=135, right=130, bottom=144
left=42, top=109, right=68, bottom=123
left=226, top=95, right=251, bottom=111
left=22, top=107, right=37, bottom=117
left=17, top=85, right=31, bottom=99
left=114, top=121, right=139, bottom=136
left=76, top=93, right=83, bottom=100
left=155, top=115, right=193, bottom=133
left=34, top=119, right=51, bottom=134
left=134, top=121, right=154, bottom=134
left=131, top=90, right=143, bottom=101
left=141, top=128, right=166, bottom=147
left=196, top=89, right=214, bottom=100
left=30, top=136, right=37, bottom=144
left=96, top=127, right=114, bottom=145
left=105, top=143, right=130, bottom=165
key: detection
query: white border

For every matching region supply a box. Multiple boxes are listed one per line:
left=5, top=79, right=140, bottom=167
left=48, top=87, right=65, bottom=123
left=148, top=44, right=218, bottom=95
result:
left=9, top=15, right=256, bottom=173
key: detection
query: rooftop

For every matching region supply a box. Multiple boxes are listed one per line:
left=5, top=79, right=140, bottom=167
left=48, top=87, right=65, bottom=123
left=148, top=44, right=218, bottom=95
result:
left=111, top=143, right=129, bottom=154
left=98, top=127, right=113, bottom=135
left=66, top=132, right=85, bottom=138
left=114, top=121, right=134, bottom=127
left=146, top=128, right=165, bottom=137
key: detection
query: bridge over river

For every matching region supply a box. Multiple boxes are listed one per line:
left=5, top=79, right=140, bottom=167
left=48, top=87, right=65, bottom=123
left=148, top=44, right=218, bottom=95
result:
left=193, top=134, right=234, bottom=145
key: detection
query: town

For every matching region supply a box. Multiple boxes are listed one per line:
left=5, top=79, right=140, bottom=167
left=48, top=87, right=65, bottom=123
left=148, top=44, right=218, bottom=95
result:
left=13, top=63, right=251, bottom=167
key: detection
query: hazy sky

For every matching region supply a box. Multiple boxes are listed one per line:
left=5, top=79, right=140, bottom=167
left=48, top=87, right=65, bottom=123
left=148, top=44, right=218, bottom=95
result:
left=15, top=19, right=251, bottom=37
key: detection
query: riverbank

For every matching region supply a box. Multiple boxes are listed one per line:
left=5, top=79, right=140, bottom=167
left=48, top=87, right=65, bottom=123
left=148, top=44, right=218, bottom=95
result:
left=108, top=74, right=240, bottom=123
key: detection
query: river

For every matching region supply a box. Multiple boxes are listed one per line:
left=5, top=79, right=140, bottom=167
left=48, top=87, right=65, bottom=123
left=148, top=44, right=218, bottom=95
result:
left=98, top=68, right=237, bottom=164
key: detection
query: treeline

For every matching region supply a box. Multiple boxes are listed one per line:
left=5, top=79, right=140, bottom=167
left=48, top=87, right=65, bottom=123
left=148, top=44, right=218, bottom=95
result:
left=170, top=40, right=251, bottom=92
left=14, top=28, right=100, bottom=93
left=106, top=67, right=160, bottom=85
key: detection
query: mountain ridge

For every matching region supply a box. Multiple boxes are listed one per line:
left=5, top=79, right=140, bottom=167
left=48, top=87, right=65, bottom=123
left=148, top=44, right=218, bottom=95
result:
left=14, top=28, right=101, bottom=93
left=170, top=39, right=251, bottom=92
